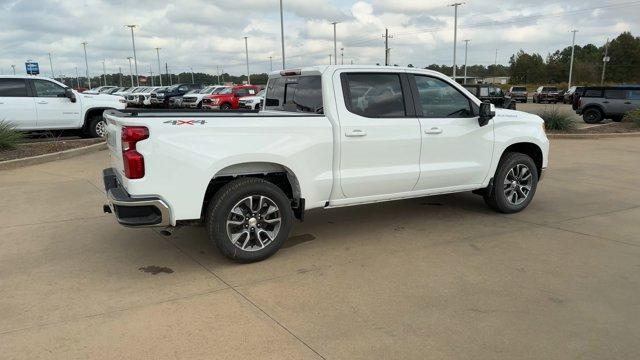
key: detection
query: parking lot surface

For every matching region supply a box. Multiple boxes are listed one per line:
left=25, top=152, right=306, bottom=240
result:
left=1, top=138, right=640, bottom=359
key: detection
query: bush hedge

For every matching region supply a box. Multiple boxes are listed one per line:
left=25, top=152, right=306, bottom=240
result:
left=0, top=121, right=24, bottom=150
left=540, top=109, right=576, bottom=132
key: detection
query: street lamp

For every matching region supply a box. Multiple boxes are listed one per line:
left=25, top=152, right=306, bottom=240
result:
left=244, top=36, right=250, bottom=85
left=125, top=25, right=139, bottom=86
left=449, top=2, right=464, bottom=80
left=568, top=29, right=578, bottom=89
left=48, top=52, right=55, bottom=79
left=279, top=0, right=286, bottom=69
left=81, top=42, right=91, bottom=89
left=463, top=39, right=470, bottom=84
left=155, top=47, right=162, bottom=86
left=331, top=22, right=339, bottom=65
left=102, top=59, right=107, bottom=86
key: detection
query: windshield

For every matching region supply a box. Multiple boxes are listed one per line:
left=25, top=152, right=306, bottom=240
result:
left=212, top=87, right=228, bottom=94
left=512, top=86, right=526, bottom=91
left=265, top=75, right=323, bottom=113
left=218, top=87, right=233, bottom=95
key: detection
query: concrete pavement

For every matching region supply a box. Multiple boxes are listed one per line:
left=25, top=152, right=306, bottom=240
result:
left=1, top=138, right=639, bottom=359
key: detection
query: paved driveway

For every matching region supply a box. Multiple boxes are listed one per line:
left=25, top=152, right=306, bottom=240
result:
left=1, top=138, right=640, bottom=359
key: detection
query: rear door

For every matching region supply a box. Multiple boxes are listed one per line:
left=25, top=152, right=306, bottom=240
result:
left=31, top=79, right=81, bottom=129
left=336, top=71, right=421, bottom=198
left=0, top=78, right=36, bottom=129
left=409, top=74, right=494, bottom=191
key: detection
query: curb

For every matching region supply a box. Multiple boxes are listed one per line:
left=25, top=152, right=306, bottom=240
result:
left=0, top=142, right=107, bottom=171
left=547, top=132, right=640, bottom=139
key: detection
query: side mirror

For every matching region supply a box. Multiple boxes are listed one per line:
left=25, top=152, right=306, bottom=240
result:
left=65, top=88, right=77, bottom=103
left=478, top=102, right=495, bottom=127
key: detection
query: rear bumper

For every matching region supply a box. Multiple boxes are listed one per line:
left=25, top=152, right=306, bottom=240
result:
left=103, top=168, right=171, bottom=227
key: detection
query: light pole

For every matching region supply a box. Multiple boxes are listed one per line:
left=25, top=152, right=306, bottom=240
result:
left=568, top=29, right=578, bottom=89
left=81, top=42, right=91, bottom=89
left=150, top=65, right=154, bottom=86
left=449, top=2, right=464, bottom=80
left=269, top=56, right=273, bottom=71
left=601, top=38, right=610, bottom=85
left=329, top=54, right=332, bottom=64
left=331, top=22, right=338, bottom=65
left=341, top=48, right=344, bottom=65
left=48, top=52, right=55, bottom=79
left=190, top=67, right=195, bottom=84
left=155, top=47, right=162, bottom=86
left=11, top=65, right=16, bottom=75
left=216, top=65, right=221, bottom=84
left=127, top=57, right=134, bottom=86
left=118, top=66, right=123, bottom=87
left=244, top=36, right=250, bottom=85
left=126, top=25, right=139, bottom=86
left=279, top=0, right=286, bottom=69
left=75, top=66, right=80, bottom=89
left=101, top=59, right=107, bottom=86
left=463, top=39, right=470, bottom=84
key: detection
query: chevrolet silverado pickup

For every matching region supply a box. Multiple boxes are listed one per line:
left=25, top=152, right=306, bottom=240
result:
left=102, top=65, right=549, bottom=263
left=0, top=75, right=126, bottom=137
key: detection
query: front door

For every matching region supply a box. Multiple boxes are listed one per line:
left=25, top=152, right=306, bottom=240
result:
left=0, top=78, right=37, bottom=129
left=31, top=79, right=80, bottom=129
left=410, top=74, right=494, bottom=191
left=337, top=71, right=421, bottom=198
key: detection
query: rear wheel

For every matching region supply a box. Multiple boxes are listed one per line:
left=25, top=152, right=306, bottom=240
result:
left=86, top=114, right=107, bottom=138
left=206, top=177, right=293, bottom=263
left=483, top=152, right=539, bottom=214
left=583, top=108, right=603, bottom=124
left=220, top=103, right=231, bottom=110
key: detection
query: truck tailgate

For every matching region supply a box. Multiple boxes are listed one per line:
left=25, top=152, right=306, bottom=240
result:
left=105, top=112, right=125, bottom=181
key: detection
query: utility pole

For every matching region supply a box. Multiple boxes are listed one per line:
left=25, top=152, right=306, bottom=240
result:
left=155, top=47, right=163, bottom=86
left=82, top=42, right=91, bottom=89
left=449, top=2, right=464, bottom=80
left=244, top=36, right=251, bottom=85
left=190, top=67, right=195, bottom=84
left=601, top=38, right=610, bottom=85
left=279, top=0, right=286, bottom=69
left=269, top=56, right=273, bottom=71
left=329, top=54, right=332, bottom=64
left=48, top=52, right=55, bottom=79
left=166, top=63, right=172, bottom=85
left=341, top=48, right=344, bottom=65
left=463, top=39, right=470, bottom=84
left=568, top=29, right=578, bottom=89
left=127, top=57, right=134, bottom=86
left=75, top=66, right=80, bottom=89
left=118, top=66, right=123, bottom=87
left=493, top=48, right=498, bottom=81
left=216, top=65, right=221, bottom=84
left=101, top=59, right=107, bottom=86
left=150, top=65, right=154, bottom=86
left=383, top=28, right=393, bottom=66
left=11, top=65, right=16, bottom=75
left=331, top=22, right=338, bottom=65
left=126, top=25, right=139, bottom=86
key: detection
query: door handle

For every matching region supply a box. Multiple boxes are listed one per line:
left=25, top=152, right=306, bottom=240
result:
left=36, top=101, right=49, bottom=104
left=345, top=129, right=367, bottom=137
left=424, top=127, right=443, bottom=135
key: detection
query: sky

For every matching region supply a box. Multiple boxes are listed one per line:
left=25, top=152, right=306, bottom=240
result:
left=0, top=0, right=639, bottom=78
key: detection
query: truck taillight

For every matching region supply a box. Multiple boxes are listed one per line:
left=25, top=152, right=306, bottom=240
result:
left=121, top=126, right=149, bottom=179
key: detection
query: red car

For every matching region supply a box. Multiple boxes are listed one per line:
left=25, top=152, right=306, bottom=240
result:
left=202, top=85, right=260, bottom=110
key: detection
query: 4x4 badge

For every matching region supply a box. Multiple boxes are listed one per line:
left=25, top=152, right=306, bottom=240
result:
left=163, top=120, right=207, bottom=126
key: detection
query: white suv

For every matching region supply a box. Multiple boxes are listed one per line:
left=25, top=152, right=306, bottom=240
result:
left=0, top=76, right=126, bottom=137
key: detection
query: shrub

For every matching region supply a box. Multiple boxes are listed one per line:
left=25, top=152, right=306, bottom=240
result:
left=0, top=121, right=24, bottom=150
left=623, top=108, right=640, bottom=127
left=540, top=109, right=576, bottom=132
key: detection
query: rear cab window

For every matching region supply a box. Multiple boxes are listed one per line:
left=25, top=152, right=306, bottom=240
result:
left=583, top=89, right=603, bottom=97
left=265, top=74, right=323, bottom=113
left=0, top=78, right=29, bottom=97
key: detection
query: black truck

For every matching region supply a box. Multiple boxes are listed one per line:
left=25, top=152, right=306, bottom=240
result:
left=150, top=83, right=204, bottom=107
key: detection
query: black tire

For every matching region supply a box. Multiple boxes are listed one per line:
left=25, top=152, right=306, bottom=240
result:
left=86, top=114, right=107, bottom=138
left=206, top=177, right=293, bottom=263
left=483, top=152, right=539, bottom=214
left=583, top=108, right=603, bottom=124
left=220, top=103, right=231, bottom=110
left=611, top=116, right=623, bottom=122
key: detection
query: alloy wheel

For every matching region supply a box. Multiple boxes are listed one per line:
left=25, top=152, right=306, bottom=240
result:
left=226, top=195, right=282, bottom=251
left=95, top=120, right=107, bottom=138
left=503, top=164, right=533, bottom=206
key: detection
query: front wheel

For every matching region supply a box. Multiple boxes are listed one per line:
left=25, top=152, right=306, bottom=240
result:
left=483, top=153, right=539, bottom=214
left=206, top=177, right=293, bottom=263
left=583, top=108, right=603, bottom=124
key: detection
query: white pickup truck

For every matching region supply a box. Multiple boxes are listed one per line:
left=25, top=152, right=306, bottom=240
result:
left=0, top=75, right=126, bottom=137
left=102, top=65, right=549, bottom=262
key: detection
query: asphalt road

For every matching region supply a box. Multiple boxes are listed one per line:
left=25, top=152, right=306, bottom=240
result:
left=1, top=138, right=640, bottom=359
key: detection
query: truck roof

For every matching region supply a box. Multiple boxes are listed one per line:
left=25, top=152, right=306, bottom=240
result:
left=0, top=75, right=68, bottom=87
left=267, top=65, right=451, bottom=79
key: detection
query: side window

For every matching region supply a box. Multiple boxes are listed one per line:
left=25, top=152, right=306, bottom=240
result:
left=178, top=86, right=188, bottom=91
left=344, top=73, right=405, bottom=118
left=414, top=75, right=473, bottom=118
left=583, top=89, right=603, bottom=97
left=265, top=78, right=284, bottom=107
left=604, top=89, right=626, bottom=99
left=33, top=80, right=66, bottom=97
left=235, top=88, right=248, bottom=97
left=0, top=79, right=28, bottom=97
left=265, top=75, right=323, bottom=113
left=628, top=90, right=640, bottom=100
left=479, top=87, right=489, bottom=97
